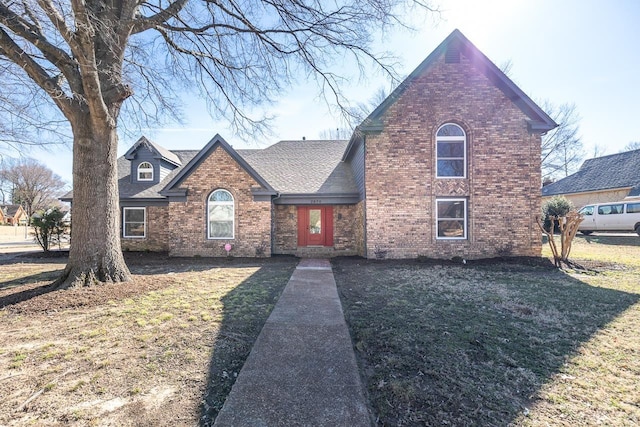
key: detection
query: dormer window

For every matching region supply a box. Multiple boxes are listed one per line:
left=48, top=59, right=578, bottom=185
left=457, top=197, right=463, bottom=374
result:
left=137, top=162, right=153, bottom=181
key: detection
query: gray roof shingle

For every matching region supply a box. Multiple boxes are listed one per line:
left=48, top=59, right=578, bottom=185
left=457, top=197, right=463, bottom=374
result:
left=542, top=149, right=640, bottom=197
left=63, top=139, right=358, bottom=201
left=0, top=204, right=22, bottom=217
left=124, top=136, right=182, bottom=166
left=118, top=150, right=198, bottom=199
left=239, top=140, right=357, bottom=194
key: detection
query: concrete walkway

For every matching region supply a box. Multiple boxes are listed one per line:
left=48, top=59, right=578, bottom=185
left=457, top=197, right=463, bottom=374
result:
left=214, top=258, right=372, bottom=427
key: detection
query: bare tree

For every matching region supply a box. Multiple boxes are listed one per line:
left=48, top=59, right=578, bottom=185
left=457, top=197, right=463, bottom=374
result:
left=497, top=62, right=583, bottom=180
left=540, top=101, right=583, bottom=180
left=347, top=86, right=390, bottom=126
left=622, top=141, right=640, bottom=152
left=0, top=0, right=435, bottom=287
left=318, top=128, right=353, bottom=140
left=592, top=144, right=608, bottom=158
left=0, top=158, right=67, bottom=223
left=319, top=85, right=390, bottom=138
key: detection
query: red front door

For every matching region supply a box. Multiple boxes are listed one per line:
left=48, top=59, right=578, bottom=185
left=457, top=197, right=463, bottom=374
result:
left=297, top=206, right=334, bottom=247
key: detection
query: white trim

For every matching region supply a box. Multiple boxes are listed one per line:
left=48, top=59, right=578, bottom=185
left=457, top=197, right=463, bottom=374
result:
left=137, top=162, right=154, bottom=181
left=436, top=123, right=467, bottom=179
left=207, top=189, right=235, bottom=240
left=435, top=198, right=467, bottom=240
left=123, top=207, right=146, bottom=238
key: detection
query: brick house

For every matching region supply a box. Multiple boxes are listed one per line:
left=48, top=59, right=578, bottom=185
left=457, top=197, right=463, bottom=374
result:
left=63, top=30, right=556, bottom=259
left=0, top=204, right=27, bottom=226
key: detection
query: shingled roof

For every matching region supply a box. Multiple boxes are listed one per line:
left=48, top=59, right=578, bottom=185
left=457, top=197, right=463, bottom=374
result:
left=542, top=149, right=640, bottom=197
left=119, top=150, right=198, bottom=199
left=0, top=204, right=23, bottom=217
left=62, top=137, right=358, bottom=202
left=240, top=140, right=357, bottom=194
left=124, top=136, right=182, bottom=166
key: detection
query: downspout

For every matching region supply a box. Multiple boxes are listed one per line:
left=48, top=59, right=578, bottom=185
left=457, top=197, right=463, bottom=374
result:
left=270, top=192, right=281, bottom=256
left=362, top=135, right=367, bottom=258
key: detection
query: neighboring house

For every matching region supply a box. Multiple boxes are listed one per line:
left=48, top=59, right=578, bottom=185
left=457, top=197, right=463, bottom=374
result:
left=62, top=30, right=556, bottom=259
left=0, top=204, right=27, bottom=226
left=542, top=149, right=640, bottom=208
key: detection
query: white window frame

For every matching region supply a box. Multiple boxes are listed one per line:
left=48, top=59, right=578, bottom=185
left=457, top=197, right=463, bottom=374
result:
left=436, top=123, right=467, bottom=178
left=123, top=207, right=146, bottom=238
left=435, top=198, right=467, bottom=240
left=207, top=189, right=235, bottom=240
left=137, top=162, right=154, bottom=181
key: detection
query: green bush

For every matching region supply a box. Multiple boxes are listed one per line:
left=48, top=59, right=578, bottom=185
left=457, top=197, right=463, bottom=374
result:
left=541, top=196, right=574, bottom=233
left=31, top=208, right=69, bottom=252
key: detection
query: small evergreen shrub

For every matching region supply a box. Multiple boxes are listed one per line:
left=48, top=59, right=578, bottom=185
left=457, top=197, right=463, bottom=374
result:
left=31, top=207, right=69, bottom=252
left=541, top=196, right=574, bottom=233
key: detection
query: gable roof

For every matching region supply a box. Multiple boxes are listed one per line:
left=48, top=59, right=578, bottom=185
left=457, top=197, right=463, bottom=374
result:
left=124, top=136, right=182, bottom=167
left=354, top=29, right=557, bottom=139
left=119, top=150, right=198, bottom=199
left=62, top=136, right=358, bottom=203
left=0, top=204, right=24, bottom=217
left=542, top=149, right=640, bottom=197
left=59, top=150, right=198, bottom=202
left=240, top=140, right=357, bottom=195
left=161, top=134, right=276, bottom=196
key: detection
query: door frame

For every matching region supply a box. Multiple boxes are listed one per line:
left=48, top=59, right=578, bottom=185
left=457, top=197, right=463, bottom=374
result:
left=297, top=206, right=334, bottom=247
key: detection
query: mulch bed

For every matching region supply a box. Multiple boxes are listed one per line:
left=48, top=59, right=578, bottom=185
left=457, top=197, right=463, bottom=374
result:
left=1, top=275, right=177, bottom=314
left=2, top=252, right=295, bottom=314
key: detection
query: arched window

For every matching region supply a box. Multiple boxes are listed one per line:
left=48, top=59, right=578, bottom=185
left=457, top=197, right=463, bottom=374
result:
left=208, top=189, right=234, bottom=239
left=436, top=123, right=466, bottom=178
left=137, top=162, right=154, bottom=181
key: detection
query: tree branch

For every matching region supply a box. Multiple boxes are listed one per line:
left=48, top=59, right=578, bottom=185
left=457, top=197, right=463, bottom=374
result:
left=131, top=0, right=189, bottom=34
left=68, top=0, right=115, bottom=127
left=0, top=2, right=80, bottom=94
left=0, top=28, right=74, bottom=118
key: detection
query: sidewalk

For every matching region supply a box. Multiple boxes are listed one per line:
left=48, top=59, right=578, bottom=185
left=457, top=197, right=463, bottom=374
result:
left=214, top=258, right=372, bottom=426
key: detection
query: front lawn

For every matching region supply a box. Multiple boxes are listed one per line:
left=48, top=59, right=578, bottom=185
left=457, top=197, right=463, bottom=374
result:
left=0, top=254, right=296, bottom=426
left=334, top=237, right=640, bottom=426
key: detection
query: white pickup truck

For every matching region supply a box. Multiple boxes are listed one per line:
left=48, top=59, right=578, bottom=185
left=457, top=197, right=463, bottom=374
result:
left=578, top=201, right=640, bottom=236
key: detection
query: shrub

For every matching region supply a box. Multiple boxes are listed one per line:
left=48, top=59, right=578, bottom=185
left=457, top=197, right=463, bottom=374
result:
left=542, top=196, right=574, bottom=232
left=32, top=208, right=69, bottom=252
left=537, top=197, right=583, bottom=267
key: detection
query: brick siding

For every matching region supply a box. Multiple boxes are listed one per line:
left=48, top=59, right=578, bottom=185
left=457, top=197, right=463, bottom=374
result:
left=166, top=146, right=272, bottom=257
left=273, top=204, right=361, bottom=257
left=121, top=204, right=170, bottom=252
left=364, top=51, right=542, bottom=259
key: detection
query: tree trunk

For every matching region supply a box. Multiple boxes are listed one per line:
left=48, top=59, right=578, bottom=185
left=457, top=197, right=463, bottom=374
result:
left=54, top=116, right=131, bottom=288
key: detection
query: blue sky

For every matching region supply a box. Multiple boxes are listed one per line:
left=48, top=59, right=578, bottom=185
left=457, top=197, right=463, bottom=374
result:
left=27, top=0, right=640, bottom=185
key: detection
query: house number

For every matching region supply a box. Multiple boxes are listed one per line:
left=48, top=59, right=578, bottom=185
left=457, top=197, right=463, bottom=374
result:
left=310, top=199, right=321, bottom=204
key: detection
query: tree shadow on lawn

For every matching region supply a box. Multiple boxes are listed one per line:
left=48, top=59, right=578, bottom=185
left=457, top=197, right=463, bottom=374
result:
left=332, top=257, right=640, bottom=426
left=198, top=257, right=297, bottom=426
left=0, top=252, right=297, bottom=425
left=577, top=234, right=640, bottom=247
left=0, top=270, right=64, bottom=291
left=0, top=251, right=295, bottom=313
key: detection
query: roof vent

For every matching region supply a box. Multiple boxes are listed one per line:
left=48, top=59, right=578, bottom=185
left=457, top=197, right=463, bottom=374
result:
left=445, top=44, right=460, bottom=64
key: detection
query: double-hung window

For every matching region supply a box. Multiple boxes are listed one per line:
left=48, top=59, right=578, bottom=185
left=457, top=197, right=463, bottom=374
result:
left=208, top=189, right=234, bottom=239
left=123, top=207, right=146, bottom=238
left=436, top=199, right=467, bottom=239
left=436, top=123, right=466, bottom=178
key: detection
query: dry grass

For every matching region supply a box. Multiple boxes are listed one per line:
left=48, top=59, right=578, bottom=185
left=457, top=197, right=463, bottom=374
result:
left=546, top=233, right=640, bottom=269
left=334, top=237, right=640, bottom=426
left=0, top=254, right=296, bottom=426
